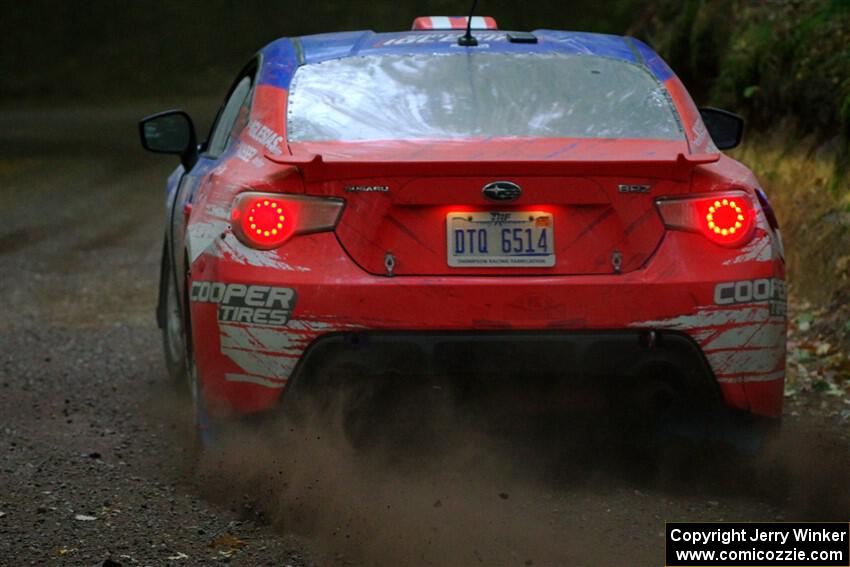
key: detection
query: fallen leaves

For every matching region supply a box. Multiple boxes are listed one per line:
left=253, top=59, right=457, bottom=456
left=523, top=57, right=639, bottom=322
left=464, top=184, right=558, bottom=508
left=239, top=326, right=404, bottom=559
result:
left=785, top=295, right=850, bottom=406
left=815, top=342, right=831, bottom=356
left=796, top=312, right=815, bottom=332
left=209, top=532, right=246, bottom=558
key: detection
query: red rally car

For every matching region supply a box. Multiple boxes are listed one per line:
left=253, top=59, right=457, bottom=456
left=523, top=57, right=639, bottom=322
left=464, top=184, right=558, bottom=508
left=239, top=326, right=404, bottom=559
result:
left=139, top=17, right=786, bottom=444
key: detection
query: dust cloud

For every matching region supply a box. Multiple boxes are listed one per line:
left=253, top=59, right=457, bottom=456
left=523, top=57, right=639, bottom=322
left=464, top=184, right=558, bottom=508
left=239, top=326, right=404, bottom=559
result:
left=167, top=382, right=850, bottom=566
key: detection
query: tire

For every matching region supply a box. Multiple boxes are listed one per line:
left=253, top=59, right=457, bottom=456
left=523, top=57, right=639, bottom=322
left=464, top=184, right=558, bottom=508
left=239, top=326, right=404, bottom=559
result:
left=186, top=346, right=220, bottom=449
left=161, top=260, right=188, bottom=385
left=156, top=248, right=224, bottom=450
left=174, top=253, right=221, bottom=449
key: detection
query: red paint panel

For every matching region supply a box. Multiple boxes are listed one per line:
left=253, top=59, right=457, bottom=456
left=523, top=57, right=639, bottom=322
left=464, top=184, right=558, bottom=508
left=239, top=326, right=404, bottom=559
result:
left=189, top=223, right=784, bottom=418
left=743, top=381, right=785, bottom=418
left=183, top=95, right=785, bottom=421
left=331, top=174, right=669, bottom=276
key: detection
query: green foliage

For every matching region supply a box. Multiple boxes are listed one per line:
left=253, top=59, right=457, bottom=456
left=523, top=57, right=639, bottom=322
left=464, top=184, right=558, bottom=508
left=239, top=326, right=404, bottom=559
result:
left=633, top=0, right=850, bottom=192
left=2, top=0, right=848, bottom=190
left=0, top=0, right=639, bottom=102
left=639, top=0, right=850, bottom=133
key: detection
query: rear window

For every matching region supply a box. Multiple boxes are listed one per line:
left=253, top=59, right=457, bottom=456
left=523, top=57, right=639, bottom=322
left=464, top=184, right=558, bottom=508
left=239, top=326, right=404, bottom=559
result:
left=286, top=52, right=683, bottom=142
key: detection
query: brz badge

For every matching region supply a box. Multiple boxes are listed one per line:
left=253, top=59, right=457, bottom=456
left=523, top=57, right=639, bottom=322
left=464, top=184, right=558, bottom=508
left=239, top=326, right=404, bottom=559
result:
left=482, top=181, right=522, bottom=201
left=618, top=184, right=651, bottom=194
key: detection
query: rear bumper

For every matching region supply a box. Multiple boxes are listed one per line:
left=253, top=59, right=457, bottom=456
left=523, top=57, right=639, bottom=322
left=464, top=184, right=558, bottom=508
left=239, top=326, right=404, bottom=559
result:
left=189, top=227, right=786, bottom=419
left=284, top=330, right=724, bottom=415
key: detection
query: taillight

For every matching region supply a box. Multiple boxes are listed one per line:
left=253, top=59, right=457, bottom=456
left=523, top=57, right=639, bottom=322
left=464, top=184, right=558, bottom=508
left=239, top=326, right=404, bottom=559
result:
left=656, top=190, right=756, bottom=247
left=230, top=192, right=344, bottom=250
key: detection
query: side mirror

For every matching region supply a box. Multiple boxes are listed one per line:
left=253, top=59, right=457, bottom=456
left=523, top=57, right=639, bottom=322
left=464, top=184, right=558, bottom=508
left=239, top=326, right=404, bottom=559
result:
left=139, top=110, right=198, bottom=169
left=699, top=107, right=744, bottom=150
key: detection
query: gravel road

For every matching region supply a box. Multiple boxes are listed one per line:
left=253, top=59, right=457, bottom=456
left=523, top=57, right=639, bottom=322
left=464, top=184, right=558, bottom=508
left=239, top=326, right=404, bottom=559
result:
left=0, top=103, right=847, bottom=566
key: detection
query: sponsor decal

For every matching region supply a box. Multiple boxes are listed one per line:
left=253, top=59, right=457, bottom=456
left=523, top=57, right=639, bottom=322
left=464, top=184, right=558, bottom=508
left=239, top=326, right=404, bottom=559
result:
left=379, top=32, right=506, bottom=46
left=714, top=278, right=786, bottom=316
left=631, top=303, right=786, bottom=385
left=191, top=282, right=296, bottom=326
left=236, top=143, right=258, bottom=162
left=345, top=185, right=389, bottom=193
left=247, top=120, right=284, bottom=156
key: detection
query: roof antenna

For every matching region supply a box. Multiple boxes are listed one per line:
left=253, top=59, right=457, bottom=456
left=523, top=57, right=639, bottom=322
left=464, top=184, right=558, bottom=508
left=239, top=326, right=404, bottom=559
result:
left=457, top=0, right=479, bottom=46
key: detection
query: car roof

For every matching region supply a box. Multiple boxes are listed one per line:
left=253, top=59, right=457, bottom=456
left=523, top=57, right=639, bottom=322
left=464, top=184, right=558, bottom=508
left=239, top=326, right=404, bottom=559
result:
left=257, top=29, right=675, bottom=90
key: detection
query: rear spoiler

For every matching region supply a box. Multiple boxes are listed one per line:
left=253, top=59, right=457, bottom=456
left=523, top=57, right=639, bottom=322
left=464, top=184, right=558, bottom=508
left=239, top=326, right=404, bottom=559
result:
left=266, top=152, right=721, bottom=183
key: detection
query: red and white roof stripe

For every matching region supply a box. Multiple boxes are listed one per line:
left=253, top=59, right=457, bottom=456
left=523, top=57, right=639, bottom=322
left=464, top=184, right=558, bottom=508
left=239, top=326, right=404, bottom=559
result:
left=411, top=16, right=498, bottom=30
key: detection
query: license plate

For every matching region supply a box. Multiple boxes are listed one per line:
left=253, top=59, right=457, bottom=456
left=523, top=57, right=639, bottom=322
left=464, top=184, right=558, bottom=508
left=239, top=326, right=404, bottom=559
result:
left=446, top=211, right=555, bottom=267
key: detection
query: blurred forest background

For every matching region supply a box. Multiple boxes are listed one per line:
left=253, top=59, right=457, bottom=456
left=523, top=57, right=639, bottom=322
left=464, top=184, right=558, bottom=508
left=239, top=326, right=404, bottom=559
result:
left=2, top=0, right=849, bottom=308
left=3, top=0, right=848, bottom=145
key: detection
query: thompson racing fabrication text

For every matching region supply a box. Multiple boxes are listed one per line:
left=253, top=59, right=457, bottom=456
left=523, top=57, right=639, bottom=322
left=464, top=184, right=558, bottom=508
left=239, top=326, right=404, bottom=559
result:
left=190, top=282, right=296, bottom=326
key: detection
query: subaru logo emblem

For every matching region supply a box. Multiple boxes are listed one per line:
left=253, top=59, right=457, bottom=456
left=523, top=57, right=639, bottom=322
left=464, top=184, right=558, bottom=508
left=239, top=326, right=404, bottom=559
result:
left=482, top=181, right=521, bottom=202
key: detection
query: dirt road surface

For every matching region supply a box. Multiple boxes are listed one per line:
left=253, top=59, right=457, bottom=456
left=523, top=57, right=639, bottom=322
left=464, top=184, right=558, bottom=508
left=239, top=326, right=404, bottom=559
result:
left=0, top=103, right=847, bottom=566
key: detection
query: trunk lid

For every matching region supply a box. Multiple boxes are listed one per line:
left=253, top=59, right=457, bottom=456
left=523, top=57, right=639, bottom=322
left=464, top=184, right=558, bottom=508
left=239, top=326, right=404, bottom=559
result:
left=273, top=139, right=716, bottom=277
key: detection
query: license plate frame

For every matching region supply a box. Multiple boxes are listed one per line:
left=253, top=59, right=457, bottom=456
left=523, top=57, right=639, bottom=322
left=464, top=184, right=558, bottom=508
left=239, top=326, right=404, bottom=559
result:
left=446, top=211, right=555, bottom=268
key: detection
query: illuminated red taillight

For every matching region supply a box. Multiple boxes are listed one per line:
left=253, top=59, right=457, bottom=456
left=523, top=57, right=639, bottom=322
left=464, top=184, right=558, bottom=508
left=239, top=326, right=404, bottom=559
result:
left=230, top=192, right=344, bottom=250
left=656, top=190, right=756, bottom=247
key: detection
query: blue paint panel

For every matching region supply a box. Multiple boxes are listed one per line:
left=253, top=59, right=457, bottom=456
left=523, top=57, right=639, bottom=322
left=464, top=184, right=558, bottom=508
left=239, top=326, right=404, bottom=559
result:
left=533, top=30, right=639, bottom=63
left=299, top=31, right=376, bottom=64
left=257, top=38, right=300, bottom=88
left=164, top=164, right=184, bottom=204
left=630, top=37, right=675, bottom=82
left=258, top=29, right=675, bottom=89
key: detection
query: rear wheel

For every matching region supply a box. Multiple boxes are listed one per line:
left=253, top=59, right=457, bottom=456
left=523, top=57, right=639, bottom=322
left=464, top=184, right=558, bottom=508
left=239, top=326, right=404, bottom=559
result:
left=163, top=254, right=220, bottom=449
left=629, top=361, right=778, bottom=457
left=186, top=345, right=220, bottom=449
left=161, top=261, right=188, bottom=384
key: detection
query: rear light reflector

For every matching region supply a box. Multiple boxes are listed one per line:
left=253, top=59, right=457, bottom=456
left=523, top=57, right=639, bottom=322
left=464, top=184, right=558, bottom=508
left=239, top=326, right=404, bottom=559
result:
left=755, top=188, right=784, bottom=259
left=230, top=192, right=344, bottom=250
left=656, top=190, right=756, bottom=247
